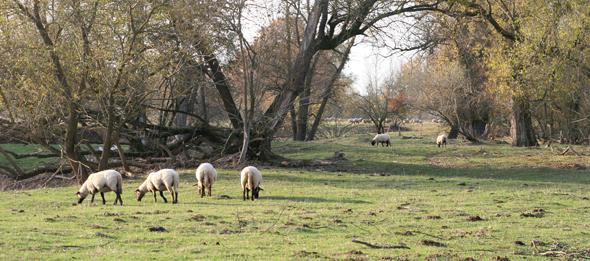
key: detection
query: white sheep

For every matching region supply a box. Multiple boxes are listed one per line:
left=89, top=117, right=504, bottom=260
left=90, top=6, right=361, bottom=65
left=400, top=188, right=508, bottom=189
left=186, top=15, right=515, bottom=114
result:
left=195, top=163, right=217, bottom=198
left=436, top=134, right=448, bottom=148
left=135, top=168, right=179, bottom=204
left=76, top=169, right=123, bottom=205
left=371, top=133, right=391, bottom=147
left=240, top=166, right=263, bottom=201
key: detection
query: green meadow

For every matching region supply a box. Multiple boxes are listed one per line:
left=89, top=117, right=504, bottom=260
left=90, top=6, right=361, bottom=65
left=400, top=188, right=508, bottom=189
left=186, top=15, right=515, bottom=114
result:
left=1, top=124, right=589, bottom=260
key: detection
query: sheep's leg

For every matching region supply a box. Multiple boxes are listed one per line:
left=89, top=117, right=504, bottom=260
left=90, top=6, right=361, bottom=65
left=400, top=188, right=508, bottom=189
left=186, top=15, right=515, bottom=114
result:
left=165, top=185, right=177, bottom=204
left=159, top=191, right=168, bottom=203
left=116, top=192, right=123, bottom=206
left=100, top=192, right=106, bottom=205
left=114, top=191, right=122, bottom=205
left=153, top=191, right=157, bottom=202
left=90, top=193, right=95, bottom=203
left=207, top=184, right=212, bottom=197
left=242, top=188, right=246, bottom=201
left=175, top=192, right=178, bottom=204
left=200, top=184, right=205, bottom=198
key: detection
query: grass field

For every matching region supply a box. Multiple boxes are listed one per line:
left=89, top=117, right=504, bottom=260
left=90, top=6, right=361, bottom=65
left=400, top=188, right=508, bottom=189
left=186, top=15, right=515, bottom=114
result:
left=1, top=124, right=590, bottom=260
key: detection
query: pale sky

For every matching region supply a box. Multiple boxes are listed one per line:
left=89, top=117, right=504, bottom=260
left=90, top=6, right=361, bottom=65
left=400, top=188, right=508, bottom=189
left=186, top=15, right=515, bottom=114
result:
left=344, top=39, right=413, bottom=95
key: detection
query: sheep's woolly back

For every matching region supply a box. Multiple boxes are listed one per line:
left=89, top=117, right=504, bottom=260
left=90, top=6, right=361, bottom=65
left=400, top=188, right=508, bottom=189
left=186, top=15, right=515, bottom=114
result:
left=240, top=166, right=262, bottom=190
left=372, top=133, right=390, bottom=142
left=150, top=169, right=179, bottom=192
left=196, top=163, right=217, bottom=187
left=78, top=170, right=123, bottom=197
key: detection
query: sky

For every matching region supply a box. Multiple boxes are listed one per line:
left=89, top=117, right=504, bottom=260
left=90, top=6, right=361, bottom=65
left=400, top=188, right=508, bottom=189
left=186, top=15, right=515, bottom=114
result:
left=343, top=39, right=413, bottom=95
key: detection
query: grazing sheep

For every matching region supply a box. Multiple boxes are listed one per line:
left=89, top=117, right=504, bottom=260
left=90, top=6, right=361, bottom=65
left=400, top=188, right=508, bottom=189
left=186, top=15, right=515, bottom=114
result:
left=371, top=133, right=391, bottom=147
left=436, top=134, right=448, bottom=148
left=136, top=169, right=179, bottom=204
left=76, top=169, right=123, bottom=205
left=240, top=166, right=263, bottom=201
left=195, top=163, right=217, bottom=198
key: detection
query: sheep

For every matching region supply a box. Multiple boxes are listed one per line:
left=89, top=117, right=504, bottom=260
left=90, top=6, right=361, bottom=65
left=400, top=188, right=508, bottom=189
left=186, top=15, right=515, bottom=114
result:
left=76, top=169, right=123, bottom=205
left=371, top=133, right=391, bottom=147
left=135, top=169, right=179, bottom=204
left=436, top=134, right=448, bottom=148
left=240, top=166, right=263, bottom=201
left=195, top=163, right=217, bottom=198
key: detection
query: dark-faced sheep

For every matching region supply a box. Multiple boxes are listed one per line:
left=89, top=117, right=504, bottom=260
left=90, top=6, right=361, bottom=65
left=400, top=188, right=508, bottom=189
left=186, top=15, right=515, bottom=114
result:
left=240, top=166, right=263, bottom=201
left=195, top=163, right=217, bottom=198
left=76, top=170, right=123, bottom=205
left=136, top=169, right=179, bottom=204
left=371, top=133, right=391, bottom=147
left=436, top=134, right=448, bottom=148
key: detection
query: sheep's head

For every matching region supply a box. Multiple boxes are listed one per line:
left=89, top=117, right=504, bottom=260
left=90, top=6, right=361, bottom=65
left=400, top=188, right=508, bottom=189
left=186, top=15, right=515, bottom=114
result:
left=76, top=191, right=87, bottom=204
left=135, top=189, right=146, bottom=201
left=371, top=140, right=376, bottom=146
left=252, top=186, right=263, bottom=199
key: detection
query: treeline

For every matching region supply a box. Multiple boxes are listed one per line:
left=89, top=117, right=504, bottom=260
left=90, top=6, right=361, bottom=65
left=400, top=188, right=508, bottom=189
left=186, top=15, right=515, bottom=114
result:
left=0, top=0, right=588, bottom=183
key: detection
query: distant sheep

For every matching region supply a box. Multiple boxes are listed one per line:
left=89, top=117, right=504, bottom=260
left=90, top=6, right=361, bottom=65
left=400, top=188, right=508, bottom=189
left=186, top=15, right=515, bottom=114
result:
left=136, top=169, right=179, bottom=204
left=240, top=166, right=263, bottom=201
left=76, top=169, right=123, bottom=205
left=195, top=163, right=217, bottom=198
left=436, top=134, right=448, bottom=148
left=349, top=118, right=362, bottom=124
left=371, top=133, right=391, bottom=147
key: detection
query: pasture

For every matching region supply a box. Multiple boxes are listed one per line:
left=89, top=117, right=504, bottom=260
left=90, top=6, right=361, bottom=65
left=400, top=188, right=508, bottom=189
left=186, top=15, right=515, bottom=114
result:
left=1, top=124, right=590, bottom=260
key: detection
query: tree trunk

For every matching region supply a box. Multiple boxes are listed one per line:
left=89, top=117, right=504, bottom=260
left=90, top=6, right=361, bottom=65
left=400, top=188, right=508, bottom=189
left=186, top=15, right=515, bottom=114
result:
left=448, top=124, right=459, bottom=139
left=246, top=0, right=326, bottom=157
left=98, top=109, right=115, bottom=171
left=510, top=97, right=538, bottom=146
left=199, top=85, right=208, bottom=122
left=307, top=95, right=328, bottom=141
left=295, top=55, right=318, bottom=141
left=306, top=38, right=355, bottom=141
left=65, top=105, right=88, bottom=184
left=204, top=54, right=243, bottom=130
left=290, top=104, right=298, bottom=140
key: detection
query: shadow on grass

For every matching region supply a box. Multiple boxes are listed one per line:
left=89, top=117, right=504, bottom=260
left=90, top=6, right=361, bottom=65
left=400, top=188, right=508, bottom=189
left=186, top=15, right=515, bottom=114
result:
left=267, top=161, right=590, bottom=188
left=263, top=195, right=369, bottom=204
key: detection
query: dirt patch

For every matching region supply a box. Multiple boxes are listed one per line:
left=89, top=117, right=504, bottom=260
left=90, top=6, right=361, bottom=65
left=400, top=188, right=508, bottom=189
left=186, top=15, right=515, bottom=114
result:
left=341, top=250, right=368, bottom=261
left=294, top=250, right=322, bottom=258
left=395, top=231, right=414, bottom=236
left=134, top=210, right=169, bottom=215
left=216, top=195, right=232, bottom=199
left=425, top=254, right=459, bottom=261
left=148, top=226, right=166, bottom=232
left=426, top=215, right=442, bottom=220
left=491, top=256, right=510, bottom=261
left=514, top=240, right=525, bottom=246
left=467, top=215, right=484, bottom=221
left=91, top=224, right=107, bottom=229
left=95, top=232, right=114, bottom=238
left=189, top=214, right=206, bottom=222
left=219, top=229, right=240, bottom=234
left=113, top=218, right=126, bottom=222
left=103, top=212, right=122, bottom=217
left=422, top=239, right=446, bottom=247
left=521, top=208, right=545, bottom=218
left=559, top=163, right=587, bottom=170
